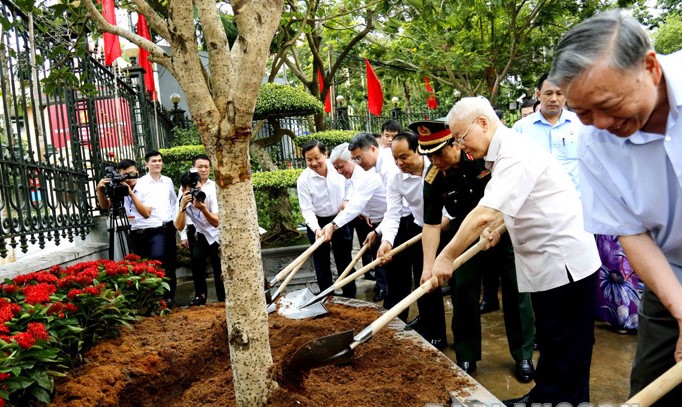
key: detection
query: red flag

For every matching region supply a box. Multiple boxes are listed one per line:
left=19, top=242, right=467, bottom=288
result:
left=365, top=59, right=383, bottom=116
left=317, top=69, right=331, bottom=113
left=424, top=76, right=438, bottom=109
left=137, top=15, right=157, bottom=100
left=99, top=0, right=121, bottom=66
left=424, top=77, right=434, bottom=93
left=427, top=94, right=438, bottom=109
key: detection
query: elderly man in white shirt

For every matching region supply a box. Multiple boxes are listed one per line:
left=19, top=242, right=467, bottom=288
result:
left=320, top=142, right=389, bottom=301
left=428, top=97, right=601, bottom=406
left=297, top=141, right=355, bottom=298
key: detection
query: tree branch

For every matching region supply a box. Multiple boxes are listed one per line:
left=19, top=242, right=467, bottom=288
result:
left=81, top=0, right=169, bottom=62
left=131, top=0, right=170, bottom=40
left=195, top=0, right=233, bottom=115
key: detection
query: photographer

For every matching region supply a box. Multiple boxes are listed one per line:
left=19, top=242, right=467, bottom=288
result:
left=174, top=154, right=224, bottom=306
left=96, top=159, right=151, bottom=220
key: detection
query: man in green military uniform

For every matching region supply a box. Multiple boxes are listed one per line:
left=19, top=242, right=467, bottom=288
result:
left=414, top=120, right=535, bottom=382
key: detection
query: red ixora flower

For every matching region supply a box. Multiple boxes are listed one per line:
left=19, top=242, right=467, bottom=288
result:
left=67, top=289, right=83, bottom=300
left=21, top=283, right=57, bottom=305
left=124, top=254, right=141, bottom=262
left=27, top=322, right=49, bottom=341
left=83, top=286, right=100, bottom=296
left=0, top=372, right=9, bottom=381
left=12, top=332, right=35, bottom=349
left=1, top=284, right=19, bottom=294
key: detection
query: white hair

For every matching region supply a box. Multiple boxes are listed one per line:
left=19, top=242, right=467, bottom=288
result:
left=445, top=96, right=499, bottom=127
left=330, top=142, right=351, bottom=163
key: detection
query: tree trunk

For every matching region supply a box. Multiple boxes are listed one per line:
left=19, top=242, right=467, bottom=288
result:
left=215, top=136, right=276, bottom=406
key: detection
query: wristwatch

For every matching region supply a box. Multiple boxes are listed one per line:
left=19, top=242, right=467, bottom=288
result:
left=331, top=221, right=339, bottom=230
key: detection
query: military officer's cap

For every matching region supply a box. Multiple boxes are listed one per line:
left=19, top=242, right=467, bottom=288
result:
left=410, top=120, right=453, bottom=155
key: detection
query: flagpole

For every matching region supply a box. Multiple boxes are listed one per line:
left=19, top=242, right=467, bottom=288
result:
left=114, top=63, right=124, bottom=152
left=362, top=73, right=370, bottom=132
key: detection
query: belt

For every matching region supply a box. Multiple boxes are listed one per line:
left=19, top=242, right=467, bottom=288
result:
left=132, top=221, right=174, bottom=235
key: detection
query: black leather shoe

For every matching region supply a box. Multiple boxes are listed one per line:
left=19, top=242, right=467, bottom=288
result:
left=372, top=289, right=387, bottom=302
left=189, top=295, right=207, bottom=306
left=428, top=337, right=447, bottom=350
left=502, top=393, right=531, bottom=407
left=457, top=360, right=477, bottom=374
left=515, top=359, right=535, bottom=383
left=479, top=299, right=500, bottom=314
left=407, top=316, right=422, bottom=330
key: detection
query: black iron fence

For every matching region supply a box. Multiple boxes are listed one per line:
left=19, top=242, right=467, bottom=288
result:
left=252, top=108, right=451, bottom=169
left=0, top=0, right=174, bottom=257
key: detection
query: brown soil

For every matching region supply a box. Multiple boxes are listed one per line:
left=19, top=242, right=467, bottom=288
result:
left=51, top=300, right=475, bottom=406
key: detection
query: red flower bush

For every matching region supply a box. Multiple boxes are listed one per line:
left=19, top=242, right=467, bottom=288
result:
left=0, top=255, right=168, bottom=406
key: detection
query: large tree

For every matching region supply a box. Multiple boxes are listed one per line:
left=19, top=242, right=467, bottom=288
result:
left=80, top=0, right=283, bottom=405
left=376, top=0, right=634, bottom=104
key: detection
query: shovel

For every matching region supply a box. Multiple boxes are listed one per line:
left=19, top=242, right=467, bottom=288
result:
left=267, top=257, right=308, bottom=312
left=625, top=361, right=682, bottom=406
left=298, top=233, right=422, bottom=310
left=266, top=237, right=325, bottom=291
left=337, top=242, right=371, bottom=282
left=274, top=241, right=373, bottom=319
left=288, top=224, right=506, bottom=372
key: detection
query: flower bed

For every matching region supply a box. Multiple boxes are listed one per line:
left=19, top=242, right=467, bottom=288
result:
left=0, top=254, right=168, bottom=406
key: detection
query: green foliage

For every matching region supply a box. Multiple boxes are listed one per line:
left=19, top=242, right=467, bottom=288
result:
left=169, top=126, right=203, bottom=147
left=158, top=145, right=207, bottom=185
left=254, top=83, right=324, bottom=120
left=293, top=130, right=356, bottom=150
left=654, top=13, right=682, bottom=54
left=0, top=256, right=168, bottom=405
left=252, top=168, right=303, bottom=190
left=254, top=188, right=303, bottom=232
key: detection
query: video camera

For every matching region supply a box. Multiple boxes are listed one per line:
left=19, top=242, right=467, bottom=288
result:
left=180, top=168, right=206, bottom=203
left=104, top=165, right=137, bottom=206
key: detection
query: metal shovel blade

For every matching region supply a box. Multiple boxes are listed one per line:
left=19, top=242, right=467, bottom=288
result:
left=288, top=329, right=355, bottom=372
left=276, top=288, right=328, bottom=319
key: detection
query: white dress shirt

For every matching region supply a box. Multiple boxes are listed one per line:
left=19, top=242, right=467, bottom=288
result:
left=296, top=160, right=346, bottom=232
left=479, top=126, right=600, bottom=292
left=376, top=157, right=430, bottom=245
left=333, top=164, right=386, bottom=227
left=132, top=174, right=177, bottom=230
left=185, top=182, right=220, bottom=245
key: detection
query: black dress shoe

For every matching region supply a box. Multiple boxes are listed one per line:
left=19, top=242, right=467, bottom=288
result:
left=372, top=289, right=387, bottom=302
left=428, top=337, right=447, bottom=350
left=407, top=316, right=422, bottom=330
left=479, top=299, right=500, bottom=314
left=502, top=393, right=531, bottom=407
left=515, top=359, right=535, bottom=383
left=457, top=360, right=477, bottom=374
left=188, top=295, right=207, bottom=306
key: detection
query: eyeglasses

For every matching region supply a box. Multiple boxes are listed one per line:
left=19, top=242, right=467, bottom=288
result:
left=454, top=117, right=480, bottom=145
left=352, top=150, right=367, bottom=164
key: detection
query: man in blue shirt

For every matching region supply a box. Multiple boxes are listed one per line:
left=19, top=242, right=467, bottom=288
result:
left=512, top=73, right=583, bottom=191
left=550, top=10, right=682, bottom=405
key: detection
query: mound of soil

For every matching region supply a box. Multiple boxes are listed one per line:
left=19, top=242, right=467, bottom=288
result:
left=52, top=300, right=475, bottom=406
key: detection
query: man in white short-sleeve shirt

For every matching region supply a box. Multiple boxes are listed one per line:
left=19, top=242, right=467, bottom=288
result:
left=427, top=97, right=600, bottom=406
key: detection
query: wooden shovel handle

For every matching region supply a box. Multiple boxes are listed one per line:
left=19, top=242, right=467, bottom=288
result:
left=626, top=361, right=682, bottom=406
left=335, top=233, right=422, bottom=290
left=271, top=256, right=308, bottom=300
left=273, top=237, right=325, bottom=282
left=365, top=224, right=507, bottom=340
left=336, top=243, right=371, bottom=282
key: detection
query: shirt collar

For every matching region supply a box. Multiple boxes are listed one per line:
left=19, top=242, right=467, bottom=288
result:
left=533, top=109, right=572, bottom=126
left=484, top=126, right=504, bottom=168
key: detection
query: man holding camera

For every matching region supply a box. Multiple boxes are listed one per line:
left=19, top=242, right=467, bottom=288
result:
left=174, top=154, right=224, bottom=306
left=96, top=159, right=150, bottom=221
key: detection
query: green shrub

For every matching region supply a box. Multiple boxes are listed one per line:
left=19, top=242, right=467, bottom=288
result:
left=169, top=126, right=202, bottom=147
left=254, top=83, right=323, bottom=120
left=294, top=130, right=356, bottom=150
left=252, top=168, right=302, bottom=190
left=158, top=145, right=208, bottom=185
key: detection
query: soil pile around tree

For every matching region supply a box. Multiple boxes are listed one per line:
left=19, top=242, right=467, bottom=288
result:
left=52, top=300, right=475, bottom=406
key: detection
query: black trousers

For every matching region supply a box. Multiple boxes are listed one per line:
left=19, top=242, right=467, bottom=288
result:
left=131, top=222, right=177, bottom=300
left=529, top=270, right=597, bottom=405
left=351, top=217, right=388, bottom=292
left=188, top=225, right=225, bottom=302
left=306, top=215, right=355, bottom=298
